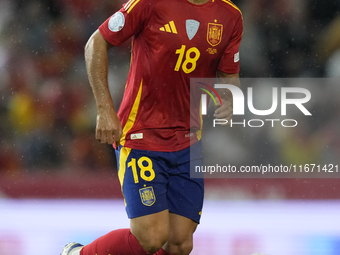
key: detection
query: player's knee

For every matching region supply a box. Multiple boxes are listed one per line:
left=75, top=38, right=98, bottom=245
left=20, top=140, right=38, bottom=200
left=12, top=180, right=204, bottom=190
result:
left=143, top=239, right=166, bottom=253
left=167, top=239, right=193, bottom=255
left=137, top=230, right=168, bottom=253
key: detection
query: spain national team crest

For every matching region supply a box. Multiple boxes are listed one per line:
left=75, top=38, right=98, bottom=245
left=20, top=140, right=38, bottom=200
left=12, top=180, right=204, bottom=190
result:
left=139, top=186, right=156, bottom=206
left=207, top=23, right=223, bottom=47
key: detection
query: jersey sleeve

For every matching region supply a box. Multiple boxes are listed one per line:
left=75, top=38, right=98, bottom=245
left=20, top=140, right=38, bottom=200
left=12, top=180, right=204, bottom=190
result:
left=99, top=0, right=152, bottom=46
left=218, top=13, right=243, bottom=74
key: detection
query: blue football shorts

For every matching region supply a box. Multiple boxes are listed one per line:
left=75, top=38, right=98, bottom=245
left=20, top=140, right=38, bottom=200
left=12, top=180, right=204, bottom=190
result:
left=115, top=140, right=204, bottom=223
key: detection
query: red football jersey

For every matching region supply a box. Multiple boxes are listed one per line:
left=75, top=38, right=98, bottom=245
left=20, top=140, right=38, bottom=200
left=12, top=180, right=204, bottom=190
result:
left=99, top=0, right=243, bottom=152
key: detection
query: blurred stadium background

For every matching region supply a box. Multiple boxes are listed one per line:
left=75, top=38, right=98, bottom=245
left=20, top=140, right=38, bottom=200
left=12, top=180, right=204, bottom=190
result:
left=0, top=0, right=340, bottom=254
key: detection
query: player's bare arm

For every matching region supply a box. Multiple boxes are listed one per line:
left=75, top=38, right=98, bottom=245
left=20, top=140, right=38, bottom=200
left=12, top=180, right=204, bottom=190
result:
left=214, top=71, right=240, bottom=122
left=85, top=29, right=122, bottom=146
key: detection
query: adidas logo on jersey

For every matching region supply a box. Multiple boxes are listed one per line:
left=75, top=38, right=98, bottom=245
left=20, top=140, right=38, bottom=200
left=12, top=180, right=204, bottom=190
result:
left=131, top=133, right=143, bottom=140
left=159, top=21, right=177, bottom=34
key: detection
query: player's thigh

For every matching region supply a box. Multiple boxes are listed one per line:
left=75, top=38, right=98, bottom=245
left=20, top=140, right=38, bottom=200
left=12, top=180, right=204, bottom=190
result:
left=115, top=146, right=169, bottom=218
left=163, top=213, right=198, bottom=255
left=130, top=209, right=170, bottom=252
left=167, top=159, right=204, bottom=224
left=165, top=163, right=203, bottom=254
left=115, top=146, right=170, bottom=251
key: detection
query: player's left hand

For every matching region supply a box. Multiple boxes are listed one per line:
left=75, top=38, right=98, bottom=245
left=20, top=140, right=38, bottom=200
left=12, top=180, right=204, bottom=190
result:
left=214, top=98, right=232, bottom=125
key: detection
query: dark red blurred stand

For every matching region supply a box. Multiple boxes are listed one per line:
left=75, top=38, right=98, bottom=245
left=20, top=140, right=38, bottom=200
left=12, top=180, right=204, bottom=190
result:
left=1, top=172, right=340, bottom=199
left=0, top=171, right=122, bottom=199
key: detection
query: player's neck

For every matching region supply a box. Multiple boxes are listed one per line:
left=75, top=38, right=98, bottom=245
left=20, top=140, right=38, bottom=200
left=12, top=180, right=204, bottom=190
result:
left=187, top=0, right=210, bottom=5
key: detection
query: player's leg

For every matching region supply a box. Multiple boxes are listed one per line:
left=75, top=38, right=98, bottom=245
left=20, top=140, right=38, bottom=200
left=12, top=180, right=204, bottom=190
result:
left=62, top=146, right=171, bottom=255
left=161, top=213, right=198, bottom=255
left=158, top=177, right=202, bottom=255
left=156, top=141, right=204, bottom=255
left=130, top=209, right=170, bottom=253
left=79, top=228, right=151, bottom=255
left=154, top=173, right=203, bottom=255
left=61, top=228, right=147, bottom=255
left=118, top=146, right=171, bottom=252
left=79, top=210, right=169, bottom=255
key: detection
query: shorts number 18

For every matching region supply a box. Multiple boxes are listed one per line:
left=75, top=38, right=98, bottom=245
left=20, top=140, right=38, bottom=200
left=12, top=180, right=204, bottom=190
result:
left=128, top=157, right=156, bottom=183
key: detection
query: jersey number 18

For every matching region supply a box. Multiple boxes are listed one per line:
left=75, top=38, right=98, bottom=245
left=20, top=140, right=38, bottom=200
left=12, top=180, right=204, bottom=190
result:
left=174, top=45, right=200, bottom=74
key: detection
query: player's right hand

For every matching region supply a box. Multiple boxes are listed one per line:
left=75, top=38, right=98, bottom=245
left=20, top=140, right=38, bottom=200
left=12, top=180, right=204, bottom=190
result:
left=214, top=98, right=233, bottom=125
left=95, top=107, right=122, bottom=146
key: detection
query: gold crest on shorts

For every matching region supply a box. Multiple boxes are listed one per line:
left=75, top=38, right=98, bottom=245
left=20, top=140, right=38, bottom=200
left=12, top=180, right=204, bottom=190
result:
left=207, top=23, right=223, bottom=47
left=139, top=186, right=156, bottom=206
